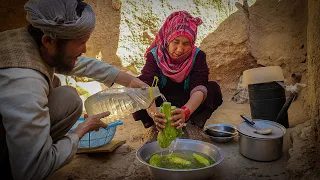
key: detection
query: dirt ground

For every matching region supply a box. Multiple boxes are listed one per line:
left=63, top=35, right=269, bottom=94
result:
left=49, top=93, right=297, bottom=180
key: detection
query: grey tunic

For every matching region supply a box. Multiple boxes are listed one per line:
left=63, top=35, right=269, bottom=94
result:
left=0, top=56, right=120, bottom=179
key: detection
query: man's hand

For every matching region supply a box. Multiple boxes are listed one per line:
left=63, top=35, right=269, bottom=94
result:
left=147, top=103, right=166, bottom=131
left=128, top=77, right=148, bottom=88
left=114, top=72, right=148, bottom=88
left=151, top=111, right=166, bottom=131
left=71, top=112, right=110, bottom=139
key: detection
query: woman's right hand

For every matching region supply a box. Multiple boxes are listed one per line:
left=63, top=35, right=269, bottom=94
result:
left=71, top=112, right=110, bottom=139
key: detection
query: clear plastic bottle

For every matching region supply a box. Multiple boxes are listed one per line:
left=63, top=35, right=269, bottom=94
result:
left=84, top=87, right=161, bottom=123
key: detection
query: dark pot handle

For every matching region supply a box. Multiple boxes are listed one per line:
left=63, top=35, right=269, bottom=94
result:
left=240, top=115, right=255, bottom=126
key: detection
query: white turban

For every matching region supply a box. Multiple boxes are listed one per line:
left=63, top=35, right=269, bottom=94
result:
left=24, top=0, right=96, bottom=39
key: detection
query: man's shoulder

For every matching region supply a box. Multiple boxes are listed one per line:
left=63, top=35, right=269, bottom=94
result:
left=0, top=68, right=48, bottom=81
left=0, top=27, right=28, bottom=36
left=0, top=68, right=50, bottom=96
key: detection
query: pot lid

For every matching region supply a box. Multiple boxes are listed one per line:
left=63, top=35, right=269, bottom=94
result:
left=236, top=120, right=286, bottom=139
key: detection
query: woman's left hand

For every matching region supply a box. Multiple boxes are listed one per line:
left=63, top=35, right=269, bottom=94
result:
left=169, top=108, right=187, bottom=129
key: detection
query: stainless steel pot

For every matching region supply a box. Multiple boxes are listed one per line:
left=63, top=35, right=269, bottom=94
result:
left=136, top=139, right=224, bottom=180
left=237, top=120, right=286, bottom=161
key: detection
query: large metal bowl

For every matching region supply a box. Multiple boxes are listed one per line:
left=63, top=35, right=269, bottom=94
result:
left=136, top=139, right=224, bottom=180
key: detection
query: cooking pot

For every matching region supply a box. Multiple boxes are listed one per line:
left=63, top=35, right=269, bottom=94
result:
left=136, top=139, right=224, bottom=180
left=236, top=120, right=286, bottom=161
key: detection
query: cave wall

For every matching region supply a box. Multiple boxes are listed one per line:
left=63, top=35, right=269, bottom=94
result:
left=307, top=0, right=320, bottom=153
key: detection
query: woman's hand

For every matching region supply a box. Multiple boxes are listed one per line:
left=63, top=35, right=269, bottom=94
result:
left=149, top=110, right=166, bottom=131
left=71, top=112, right=110, bottom=139
left=169, top=108, right=187, bottom=129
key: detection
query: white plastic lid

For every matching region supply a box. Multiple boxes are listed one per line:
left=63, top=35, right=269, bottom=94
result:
left=242, top=66, right=285, bottom=86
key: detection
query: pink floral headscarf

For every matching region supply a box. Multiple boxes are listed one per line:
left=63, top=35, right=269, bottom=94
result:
left=145, top=11, right=202, bottom=83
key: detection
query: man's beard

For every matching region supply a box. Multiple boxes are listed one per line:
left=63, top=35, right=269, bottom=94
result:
left=52, top=47, right=75, bottom=74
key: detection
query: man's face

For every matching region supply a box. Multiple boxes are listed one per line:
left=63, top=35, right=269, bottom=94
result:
left=52, top=34, right=91, bottom=74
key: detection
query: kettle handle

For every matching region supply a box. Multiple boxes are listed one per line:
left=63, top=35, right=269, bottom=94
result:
left=240, top=115, right=255, bottom=126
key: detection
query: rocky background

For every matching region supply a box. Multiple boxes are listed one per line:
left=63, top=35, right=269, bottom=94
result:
left=0, top=0, right=319, bottom=178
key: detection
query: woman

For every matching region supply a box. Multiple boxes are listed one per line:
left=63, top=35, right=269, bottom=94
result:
left=133, top=11, right=223, bottom=143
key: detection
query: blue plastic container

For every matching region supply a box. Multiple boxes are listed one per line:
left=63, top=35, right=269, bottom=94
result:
left=69, top=117, right=123, bottom=148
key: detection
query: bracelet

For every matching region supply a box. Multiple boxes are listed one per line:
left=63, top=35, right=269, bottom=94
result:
left=181, top=106, right=191, bottom=120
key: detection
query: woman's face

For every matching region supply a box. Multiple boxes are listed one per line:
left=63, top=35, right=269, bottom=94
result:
left=168, top=36, right=192, bottom=58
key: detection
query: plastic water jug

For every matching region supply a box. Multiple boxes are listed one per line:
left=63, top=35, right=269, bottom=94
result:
left=84, top=87, right=161, bottom=123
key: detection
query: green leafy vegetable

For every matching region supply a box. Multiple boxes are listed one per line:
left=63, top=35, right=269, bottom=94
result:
left=149, top=154, right=191, bottom=168
left=193, top=153, right=211, bottom=167
left=168, top=155, right=191, bottom=166
left=157, top=102, right=183, bottom=148
left=148, top=150, right=215, bottom=169
left=149, top=154, right=161, bottom=167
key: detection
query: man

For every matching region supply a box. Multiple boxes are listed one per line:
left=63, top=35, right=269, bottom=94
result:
left=0, top=0, right=147, bottom=179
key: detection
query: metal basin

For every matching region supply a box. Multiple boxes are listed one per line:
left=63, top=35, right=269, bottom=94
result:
left=136, top=139, right=224, bottom=180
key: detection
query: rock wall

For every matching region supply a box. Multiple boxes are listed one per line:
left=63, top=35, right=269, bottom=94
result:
left=287, top=0, right=320, bottom=179
left=83, top=0, right=123, bottom=69
left=199, top=2, right=259, bottom=90
left=199, top=0, right=309, bottom=127
left=108, top=0, right=256, bottom=73
left=1, top=0, right=320, bottom=178
left=287, top=121, right=320, bottom=179
left=200, top=0, right=308, bottom=90
left=0, top=0, right=307, bottom=89
left=307, top=0, right=320, bottom=150
left=0, top=0, right=28, bottom=32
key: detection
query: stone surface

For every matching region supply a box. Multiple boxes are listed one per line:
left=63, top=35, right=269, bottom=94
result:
left=1, top=0, right=319, bottom=179
left=307, top=0, right=320, bottom=151
left=200, top=0, right=308, bottom=91
left=287, top=121, right=320, bottom=180
left=49, top=93, right=293, bottom=180
left=113, top=0, right=256, bottom=73
left=199, top=5, right=259, bottom=90
left=84, top=0, right=123, bottom=69
left=0, top=0, right=28, bottom=32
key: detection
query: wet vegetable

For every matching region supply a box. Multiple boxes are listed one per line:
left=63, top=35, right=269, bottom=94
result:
left=148, top=150, right=215, bottom=169
left=157, top=102, right=183, bottom=148
left=193, top=153, right=210, bottom=167
left=149, top=154, right=161, bottom=167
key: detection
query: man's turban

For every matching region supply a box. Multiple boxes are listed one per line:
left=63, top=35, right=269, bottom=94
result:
left=25, top=0, right=96, bottom=39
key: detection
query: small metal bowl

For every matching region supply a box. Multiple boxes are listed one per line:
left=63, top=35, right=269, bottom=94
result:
left=203, top=131, right=237, bottom=143
left=204, top=124, right=237, bottom=137
left=203, top=124, right=237, bottom=143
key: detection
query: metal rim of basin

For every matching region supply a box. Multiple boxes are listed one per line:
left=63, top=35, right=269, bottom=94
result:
left=136, top=139, right=224, bottom=172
